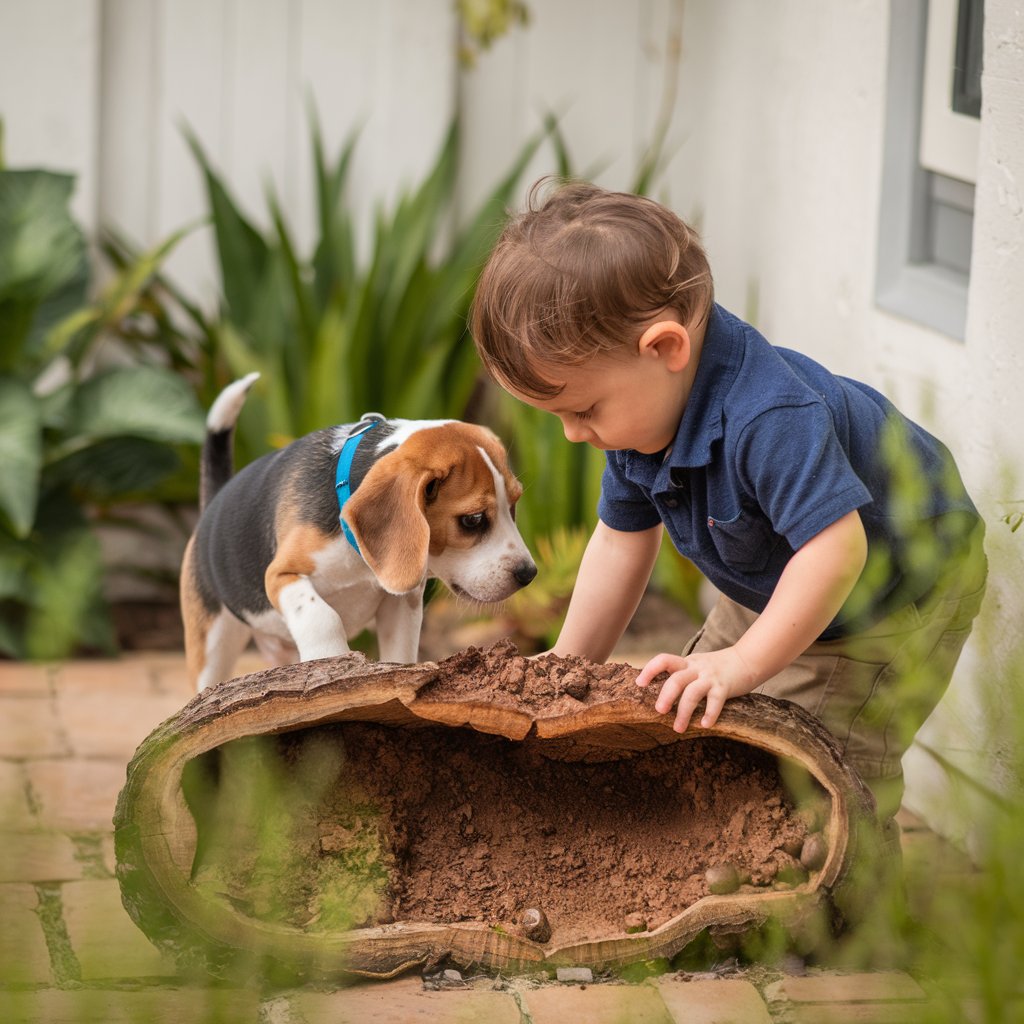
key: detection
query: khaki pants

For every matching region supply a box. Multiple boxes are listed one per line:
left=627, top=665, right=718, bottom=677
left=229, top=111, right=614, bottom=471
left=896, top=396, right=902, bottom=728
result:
left=684, top=528, right=988, bottom=820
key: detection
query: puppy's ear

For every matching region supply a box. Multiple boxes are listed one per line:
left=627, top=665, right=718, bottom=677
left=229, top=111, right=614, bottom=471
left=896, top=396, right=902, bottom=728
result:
left=343, top=465, right=433, bottom=594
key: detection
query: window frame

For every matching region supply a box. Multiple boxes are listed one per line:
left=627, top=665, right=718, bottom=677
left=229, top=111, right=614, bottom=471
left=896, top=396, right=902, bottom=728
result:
left=919, top=0, right=982, bottom=184
left=875, top=0, right=978, bottom=341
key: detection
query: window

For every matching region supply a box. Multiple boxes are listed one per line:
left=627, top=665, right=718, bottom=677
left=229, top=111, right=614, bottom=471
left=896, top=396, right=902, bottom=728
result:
left=876, top=0, right=984, bottom=340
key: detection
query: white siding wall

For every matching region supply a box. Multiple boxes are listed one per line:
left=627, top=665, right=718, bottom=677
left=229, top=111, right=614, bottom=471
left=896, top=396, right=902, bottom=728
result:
left=2, top=0, right=1022, bottom=842
left=2, top=0, right=456, bottom=302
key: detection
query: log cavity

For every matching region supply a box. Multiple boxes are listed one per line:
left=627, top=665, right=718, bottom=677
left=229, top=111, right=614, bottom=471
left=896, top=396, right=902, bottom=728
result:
left=182, top=722, right=828, bottom=948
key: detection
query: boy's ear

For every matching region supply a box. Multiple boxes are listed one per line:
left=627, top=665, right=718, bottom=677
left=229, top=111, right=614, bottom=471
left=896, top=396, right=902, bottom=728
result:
left=637, top=320, right=691, bottom=372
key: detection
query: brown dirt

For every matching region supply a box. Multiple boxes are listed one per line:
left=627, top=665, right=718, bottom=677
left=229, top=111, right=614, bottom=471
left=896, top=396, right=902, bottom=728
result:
left=187, top=641, right=824, bottom=948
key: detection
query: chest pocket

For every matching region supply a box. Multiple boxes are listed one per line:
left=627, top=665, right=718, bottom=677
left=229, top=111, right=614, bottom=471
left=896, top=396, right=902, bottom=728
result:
left=707, top=505, right=780, bottom=573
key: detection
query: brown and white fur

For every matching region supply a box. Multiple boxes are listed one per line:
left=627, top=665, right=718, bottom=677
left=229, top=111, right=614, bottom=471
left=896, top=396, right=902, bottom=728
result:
left=181, top=374, right=536, bottom=690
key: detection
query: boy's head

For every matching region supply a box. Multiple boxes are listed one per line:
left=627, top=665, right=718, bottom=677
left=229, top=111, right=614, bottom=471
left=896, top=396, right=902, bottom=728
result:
left=470, top=178, right=714, bottom=401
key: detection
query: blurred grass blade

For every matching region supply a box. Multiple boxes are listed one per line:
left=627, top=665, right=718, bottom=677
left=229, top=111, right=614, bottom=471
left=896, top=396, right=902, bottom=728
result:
left=0, top=378, right=42, bottom=537
left=182, top=124, right=271, bottom=329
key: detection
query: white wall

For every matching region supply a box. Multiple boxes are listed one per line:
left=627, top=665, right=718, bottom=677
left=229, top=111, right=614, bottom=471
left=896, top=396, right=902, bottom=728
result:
left=0, top=0, right=103, bottom=228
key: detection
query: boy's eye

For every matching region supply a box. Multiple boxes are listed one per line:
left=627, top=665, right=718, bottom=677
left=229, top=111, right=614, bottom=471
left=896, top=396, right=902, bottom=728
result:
left=574, top=407, right=594, bottom=422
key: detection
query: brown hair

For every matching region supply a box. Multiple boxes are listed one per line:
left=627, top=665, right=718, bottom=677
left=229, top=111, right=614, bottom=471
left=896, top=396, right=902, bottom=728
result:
left=470, top=178, right=714, bottom=398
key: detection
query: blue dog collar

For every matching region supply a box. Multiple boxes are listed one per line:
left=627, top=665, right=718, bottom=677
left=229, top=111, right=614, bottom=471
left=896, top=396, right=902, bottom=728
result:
left=335, top=416, right=384, bottom=553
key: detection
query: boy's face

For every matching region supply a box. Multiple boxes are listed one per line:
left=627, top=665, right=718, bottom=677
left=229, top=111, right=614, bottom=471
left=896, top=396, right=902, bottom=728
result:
left=504, top=321, right=692, bottom=455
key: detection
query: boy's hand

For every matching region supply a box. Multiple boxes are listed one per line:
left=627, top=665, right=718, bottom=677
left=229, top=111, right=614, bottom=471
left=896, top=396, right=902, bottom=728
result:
left=635, top=648, right=759, bottom=732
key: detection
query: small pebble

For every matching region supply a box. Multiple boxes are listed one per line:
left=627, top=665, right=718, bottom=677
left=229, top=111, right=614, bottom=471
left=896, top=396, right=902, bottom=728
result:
left=556, top=967, right=593, bottom=984
left=520, top=907, right=552, bottom=943
left=800, top=832, right=828, bottom=871
left=443, top=969, right=463, bottom=983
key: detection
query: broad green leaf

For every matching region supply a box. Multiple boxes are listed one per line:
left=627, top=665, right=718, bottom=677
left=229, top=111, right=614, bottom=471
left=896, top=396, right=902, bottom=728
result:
left=68, top=366, right=205, bottom=445
left=0, top=170, right=89, bottom=371
left=45, top=437, right=181, bottom=500
left=0, top=520, right=33, bottom=598
left=0, top=377, right=42, bottom=536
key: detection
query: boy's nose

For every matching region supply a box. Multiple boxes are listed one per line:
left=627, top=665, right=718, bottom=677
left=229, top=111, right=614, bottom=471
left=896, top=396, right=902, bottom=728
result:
left=561, top=419, right=591, bottom=444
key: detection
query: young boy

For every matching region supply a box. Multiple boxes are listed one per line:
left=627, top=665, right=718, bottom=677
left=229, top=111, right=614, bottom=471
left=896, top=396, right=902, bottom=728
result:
left=470, top=179, right=987, bottom=824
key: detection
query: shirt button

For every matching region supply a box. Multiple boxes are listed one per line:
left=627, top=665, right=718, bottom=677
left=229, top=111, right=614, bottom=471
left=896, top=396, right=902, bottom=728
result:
left=663, top=497, right=679, bottom=509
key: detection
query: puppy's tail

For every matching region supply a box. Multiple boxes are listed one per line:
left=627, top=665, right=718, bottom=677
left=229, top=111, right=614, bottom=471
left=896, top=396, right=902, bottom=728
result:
left=200, top=372, right=260, bottom=512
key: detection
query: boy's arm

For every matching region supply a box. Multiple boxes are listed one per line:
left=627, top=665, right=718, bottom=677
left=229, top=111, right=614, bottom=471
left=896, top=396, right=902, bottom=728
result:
left=636, top=509, right=868, bottom=731
left=551, top=520, right=663, bottom=663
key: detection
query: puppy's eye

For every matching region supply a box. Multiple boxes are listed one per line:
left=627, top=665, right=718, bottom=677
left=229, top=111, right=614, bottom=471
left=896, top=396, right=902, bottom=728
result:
left=425, top=479, right=441, bottom=502
left=459, top=512, right=487, bottom=531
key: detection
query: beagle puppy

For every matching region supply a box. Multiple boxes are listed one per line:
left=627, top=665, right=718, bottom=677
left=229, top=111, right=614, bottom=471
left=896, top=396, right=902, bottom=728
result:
left=181, top=374, right=537, bottom=690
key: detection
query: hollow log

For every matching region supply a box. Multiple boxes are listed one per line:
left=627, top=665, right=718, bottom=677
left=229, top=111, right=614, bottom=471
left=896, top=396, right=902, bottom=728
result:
left=114, top=646, right=878, bottom=984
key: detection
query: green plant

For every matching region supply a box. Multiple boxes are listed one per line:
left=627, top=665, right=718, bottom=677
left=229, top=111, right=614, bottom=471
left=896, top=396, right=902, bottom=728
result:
left=132, top=110, right=550, bottom=469
left=0, top=166, right=204, bottom=659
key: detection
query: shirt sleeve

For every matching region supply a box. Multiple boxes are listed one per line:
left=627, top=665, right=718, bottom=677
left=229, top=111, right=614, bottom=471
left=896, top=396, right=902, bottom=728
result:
left=737, top=402, right=872, bottom=550
left=597, top=452, right=663, bottom=532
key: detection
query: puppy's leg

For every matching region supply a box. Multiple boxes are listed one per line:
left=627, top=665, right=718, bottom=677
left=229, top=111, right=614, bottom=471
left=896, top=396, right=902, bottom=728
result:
left=252, top=632, right=299, bottom=667
left=182, top=537, right=252, bottom=691
left=196, top=608, right=252, bottom=691
left=265, top=527, right=350, bottom=662
left=274, top=577, right=351, bottom=661
left=375, top=587, right=425, bottom=663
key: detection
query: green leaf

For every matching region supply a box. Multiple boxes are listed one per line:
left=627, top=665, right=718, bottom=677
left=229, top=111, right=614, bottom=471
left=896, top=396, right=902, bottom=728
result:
left=182, top=126, right=271, bottom=329
left=45, top=437, right=181, bottom=500
left=25, top=525, right=112, bottom=659
left=68, top=366, right=206, bottom=445
left=0, top=170, right=89, bottom=371
left=0, top=377, right=42, bottom=536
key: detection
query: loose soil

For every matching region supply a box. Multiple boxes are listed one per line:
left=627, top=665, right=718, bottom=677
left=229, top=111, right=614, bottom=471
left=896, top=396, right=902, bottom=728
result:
left=186, top=641, right=825, bottom=948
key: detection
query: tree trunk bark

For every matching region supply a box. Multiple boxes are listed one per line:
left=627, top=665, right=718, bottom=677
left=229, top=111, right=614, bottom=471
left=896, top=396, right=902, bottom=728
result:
left=114, top=649, right=878, bottom=984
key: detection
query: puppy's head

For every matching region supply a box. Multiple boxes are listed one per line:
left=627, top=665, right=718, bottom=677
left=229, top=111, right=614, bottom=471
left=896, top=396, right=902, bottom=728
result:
left=343, top=423, right=536, bottom=600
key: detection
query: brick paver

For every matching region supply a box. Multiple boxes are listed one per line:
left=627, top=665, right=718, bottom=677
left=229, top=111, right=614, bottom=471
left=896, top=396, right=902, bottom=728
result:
left=0, top=697, right=69, bottom=759
left=0, top=661, right=53, bottom=696
left=0, top=988, right=259, bottom=1024
left=294, top=976, right=522, bottom=1023
left=55, top=691, right=184, bottom=760
left=523, top=980, right=674, bottom=1024
left=61, top=879, right=176, bottom=981
left=0, top=830, right=81, bottom=883
left=0, top=760, right=35, bottom=826
left=0, top=884, right=54, bottom=986
left=24, top=759, right=126, bottom=831
left=764, top=970, right=926, bottom=1003
left=655, top=977, right=773, bottom=1023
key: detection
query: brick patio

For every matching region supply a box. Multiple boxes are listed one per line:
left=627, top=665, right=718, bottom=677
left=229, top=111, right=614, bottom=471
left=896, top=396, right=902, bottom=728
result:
left=0, top=652, right=983, bottom=1023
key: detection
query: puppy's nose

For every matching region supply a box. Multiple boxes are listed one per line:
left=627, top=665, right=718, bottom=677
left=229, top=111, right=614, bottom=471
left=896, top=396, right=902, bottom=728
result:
left=514, top=561, right=538, bottom=587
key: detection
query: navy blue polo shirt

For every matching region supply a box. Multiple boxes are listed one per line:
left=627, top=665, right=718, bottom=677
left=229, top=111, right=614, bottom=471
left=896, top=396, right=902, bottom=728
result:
left=598, top=304, right=980, bottom=638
